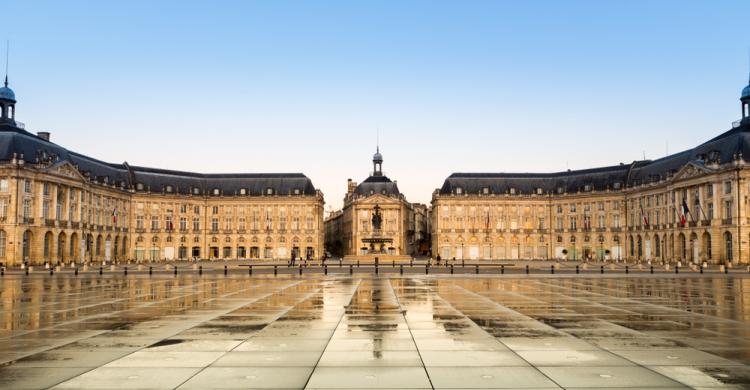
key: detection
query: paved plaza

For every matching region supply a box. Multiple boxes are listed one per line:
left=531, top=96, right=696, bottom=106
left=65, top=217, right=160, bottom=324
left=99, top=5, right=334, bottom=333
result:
left=1, top=272, right=749, bottom=389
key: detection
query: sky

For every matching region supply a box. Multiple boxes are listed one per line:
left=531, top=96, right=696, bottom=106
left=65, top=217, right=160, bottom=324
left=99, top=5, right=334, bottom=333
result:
left=2, top=1, right=749, bottom=210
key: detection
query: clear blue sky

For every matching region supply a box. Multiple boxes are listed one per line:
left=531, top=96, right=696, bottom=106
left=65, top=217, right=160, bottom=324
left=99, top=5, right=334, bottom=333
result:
left=2, top=1, right=749, bottom=209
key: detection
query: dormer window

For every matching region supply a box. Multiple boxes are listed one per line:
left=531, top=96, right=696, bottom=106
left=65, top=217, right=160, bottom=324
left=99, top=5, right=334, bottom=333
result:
left=613, top=182, right=621, bottom=190
left=136, top=183, right=144, bottom=191
left=455, top=187, right=463, bottom=195
left=557, top=187, right=564, bottom=194
left=369, top=189, right=375, bottom=195
left=536, top=188, right=543, bottom=195
left=266, top=188, right=274, bottom=195
left=240, top=188, right=247, bottom=195
left=584, top=184, right=591, bottom=192
left=212, top=188, right=221, bottom=196
left=165, top=185, right=173, bottom=193
left=293, top=188, right=300, bottom=195
left=482, top=187, right=489, bottom=195
left=509, top=188, right=516, bottom=195
left=192, top=187, right=200, bottom=195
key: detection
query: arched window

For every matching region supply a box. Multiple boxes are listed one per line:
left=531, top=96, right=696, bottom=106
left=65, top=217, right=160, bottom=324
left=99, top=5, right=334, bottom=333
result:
left=0, top=230, right=5, bottom=258
left=725, top=232, right=733, bottom=262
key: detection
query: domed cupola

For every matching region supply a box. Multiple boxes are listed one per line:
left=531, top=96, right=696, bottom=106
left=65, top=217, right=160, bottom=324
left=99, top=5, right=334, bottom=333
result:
left=372, top=147, right=383, bottom=176
left=0, top=76, right=16, bottom=125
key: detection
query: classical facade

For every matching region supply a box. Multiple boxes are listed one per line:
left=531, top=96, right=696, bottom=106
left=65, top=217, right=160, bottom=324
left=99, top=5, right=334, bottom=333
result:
left=431, top=75, right=750, bottom=265
left=324, top=149, right=418, bottom=259
left=0, top=81, right=324, bottom=266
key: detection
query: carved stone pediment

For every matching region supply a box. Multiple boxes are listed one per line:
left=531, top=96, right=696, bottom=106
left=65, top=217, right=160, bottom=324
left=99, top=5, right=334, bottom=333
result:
left=42, top=160, right=86, bottom=182
left=671, top=162, right=712, bottom=182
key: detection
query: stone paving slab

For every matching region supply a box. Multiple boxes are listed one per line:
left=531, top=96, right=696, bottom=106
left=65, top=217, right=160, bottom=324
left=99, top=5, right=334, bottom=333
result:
left=0, top=273, right=748, bottom=388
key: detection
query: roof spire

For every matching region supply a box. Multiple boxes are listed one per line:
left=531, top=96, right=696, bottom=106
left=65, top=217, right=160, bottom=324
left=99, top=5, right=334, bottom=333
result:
left=376, top=125, right=380, bottom=153
left=4, top=41, right=8, bottom=88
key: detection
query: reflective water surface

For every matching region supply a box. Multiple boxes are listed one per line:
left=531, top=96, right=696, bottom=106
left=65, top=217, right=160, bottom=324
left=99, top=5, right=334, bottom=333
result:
left=0, top=274, right=749, bottom=389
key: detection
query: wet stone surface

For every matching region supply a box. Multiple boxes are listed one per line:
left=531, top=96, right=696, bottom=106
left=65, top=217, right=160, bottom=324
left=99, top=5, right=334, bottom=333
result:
left=0, top=274, right=749, bottom=389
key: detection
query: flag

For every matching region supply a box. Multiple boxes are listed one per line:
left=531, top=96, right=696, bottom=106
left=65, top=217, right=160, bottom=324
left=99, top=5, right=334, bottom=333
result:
left=112, top=208, right=117, bottom=224
left=680, top=199, right=690, bottom=226
left=639, top=202, right=649, bottom=227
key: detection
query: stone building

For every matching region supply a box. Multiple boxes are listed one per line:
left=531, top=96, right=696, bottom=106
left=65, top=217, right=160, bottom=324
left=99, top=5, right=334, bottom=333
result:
left=432, top=75, right=750, bottom=266
left=324, top=148, right=418, bottom=260
left=0, top=81, right=324, bottom=266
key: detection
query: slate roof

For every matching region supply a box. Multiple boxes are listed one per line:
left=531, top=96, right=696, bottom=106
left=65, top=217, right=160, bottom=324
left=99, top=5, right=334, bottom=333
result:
left=354, top=175, right=401, bottom=197
left=439, top=122, right=750, bottom=196
left=0, top=123, right=317, bottom=196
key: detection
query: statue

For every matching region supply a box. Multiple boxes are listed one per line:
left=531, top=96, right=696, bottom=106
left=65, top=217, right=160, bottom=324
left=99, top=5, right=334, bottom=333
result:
left=371, top=204, right=383, bottom=230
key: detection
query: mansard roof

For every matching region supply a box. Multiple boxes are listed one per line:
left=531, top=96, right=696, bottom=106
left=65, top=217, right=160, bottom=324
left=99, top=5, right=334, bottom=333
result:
left=354, top=174, right=401, bottom=197
left=0, top=123, right=317, bottom=196
left=440, top=122, right=750, bottom=196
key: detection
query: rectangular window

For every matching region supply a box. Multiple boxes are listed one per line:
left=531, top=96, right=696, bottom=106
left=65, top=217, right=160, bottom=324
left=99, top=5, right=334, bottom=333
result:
left=0, top=179, right=7, bottom=192
left=238, top=218, right=246, bottom=231
left=166, top=215, right=173, bottom=231
left=151, top=216, right=159, bottom=230
left=194, top=205, right=200, bottom=214
left=724, top=200, right=733, bottom=220
left=43, top=182, right=50, bottom=196
left=211, top=218, right=219, bottom=231
left=724, top=181, right=732, bottom=195
left=136, top=215, right=144, bottom=229
left=24, top=179, right=32, bottom=193
left=23, top=199, right=31, bottom=219
left=180, top=217, right=187, bottom=230
left=706, top=183, right=713, bottom=197
left=193, top=217, right=200, bottom=231
left=613, top=214, right=620, bottom=228
left=212, top=206, right=219, bottom=214
left=224, top=217, right=232, bottom=230
left=569, top=216, right=577, bottom=230
left=708, top=203, right=714, bottom=220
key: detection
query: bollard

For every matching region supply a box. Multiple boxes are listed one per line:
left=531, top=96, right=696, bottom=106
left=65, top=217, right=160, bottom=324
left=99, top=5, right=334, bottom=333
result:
left=525, top=265, right=529, bottom=274
left=426, top=265, right=429, bottom=275
left=124, top=266, right=128, bottom=276
left=247, top=266, right=251, bottom=276
left=675, top=265, right=679, bottom=274
left=299, top=265, right=303, bottom=275
left=339, top=260, right=342, bottom=268
left=650, top=265, right=654, bottom=274
left=475, top=265, right=479, bottom=274
left=400, top=264, right=404, bottom=275
left=199, top=265, right=203, bottom=275
left=0, top=267, right=3, bottom=277
left=451, top=264, right=454, bottom=274
left=174, top=266, right=177, bottom=276
left=576, top=265, right=580, bottom=274
left=224, top=265, right=228, bottom=276
left=600, top=265, right=604, bottom=274
left=274, top=265, right=278, bottom=276
left=74, top=267, right=78, bottom=276
left=725, top=265, right=729, bottom=274
left=149, top=266, right=153, bottom=275
left=410, top=260, right=414, bottom=267
left=392, top=260, right=395, bottom=268
left=357, top=260, right=360, bottom=268
left=625, top=265, right=629, bottom=274
left=501, top=264, right=504, bottom=274
left=324, top=265, right=328, bottom=275
left=462, top=259, right=465, bottom=268
left=99, top=266, right=103, bottom=275
left=349, top=264, right=353, bottom=275
left=25, top=267, right=29, bottom=276
left=375, top=264, right=379, bottom=275
left=551, top=265, right=554, bottom=274
left=700, top=265, right=704, bottom=274
left=50, top=268, right=54, bottom=276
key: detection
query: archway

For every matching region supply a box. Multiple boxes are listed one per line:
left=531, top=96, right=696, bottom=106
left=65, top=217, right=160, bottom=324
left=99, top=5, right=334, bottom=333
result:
left=58, top=232, right=67, bottom=263
left=677, top=233, right=686, bottom=261
left=689, top=232, right=699, bottom=263
left=702, top=232, right=712, bottom=263
left=22, top=230, right=33, bottom=262
left=724, top=232, right=733, bottom=263
left=69, top=232, right=79, bottom=262
left=43, top=231, right=53, bottom=261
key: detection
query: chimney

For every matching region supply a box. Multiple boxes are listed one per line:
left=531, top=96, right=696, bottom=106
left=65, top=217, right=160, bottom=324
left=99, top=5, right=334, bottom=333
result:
left=37, top=132, right=51, bottom=141
left=347, top=178, right=357, bottom=194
